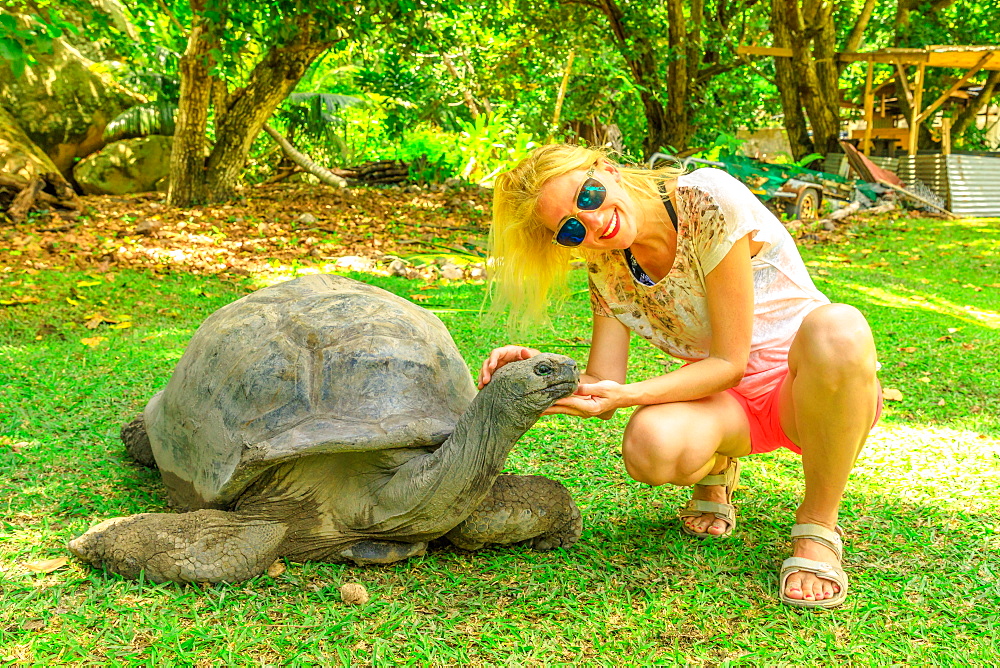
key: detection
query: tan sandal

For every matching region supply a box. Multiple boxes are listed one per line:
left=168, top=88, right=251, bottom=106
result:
left=779, top=523, right=849, bottom=609
left=678, top=457, right=741, bottom=539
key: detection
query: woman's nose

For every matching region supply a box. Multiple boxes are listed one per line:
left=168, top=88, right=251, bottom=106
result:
left=576, top=208, right=603, bottom=228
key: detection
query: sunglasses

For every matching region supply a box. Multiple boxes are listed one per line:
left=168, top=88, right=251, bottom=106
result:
left=551, top=165, right=608, bottom=247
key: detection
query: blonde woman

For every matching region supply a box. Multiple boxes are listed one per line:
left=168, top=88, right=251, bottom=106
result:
left=478, top=144, right=882, bottom=608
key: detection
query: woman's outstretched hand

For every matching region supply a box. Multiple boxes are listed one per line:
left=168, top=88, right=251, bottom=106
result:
left=544, top=380, right=626, bottom=419
left=477, top=345, right=541, bottom=389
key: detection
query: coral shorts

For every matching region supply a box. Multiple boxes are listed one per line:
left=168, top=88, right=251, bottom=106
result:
left=725, top=369, right=884, bottom=455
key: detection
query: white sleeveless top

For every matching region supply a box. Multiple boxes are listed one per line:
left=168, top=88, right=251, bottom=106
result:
left=583, top=167, right=829, bottom=398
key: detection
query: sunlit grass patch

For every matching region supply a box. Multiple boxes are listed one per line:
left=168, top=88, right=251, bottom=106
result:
left=0, top=214, right=998, bottom=663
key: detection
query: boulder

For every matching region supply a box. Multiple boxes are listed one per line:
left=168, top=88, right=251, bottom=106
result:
left=0, top=106, right=62, bottom=186
left=0, top=12, right=143, bottom=176
left=74, top=136, right=173, bottom=195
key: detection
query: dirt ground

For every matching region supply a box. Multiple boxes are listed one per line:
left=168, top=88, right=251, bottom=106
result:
left=0, top=183, right=493, bottom=280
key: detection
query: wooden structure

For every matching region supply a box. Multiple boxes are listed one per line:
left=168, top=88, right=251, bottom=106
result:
left=738, top=45, right=1000, bottom=155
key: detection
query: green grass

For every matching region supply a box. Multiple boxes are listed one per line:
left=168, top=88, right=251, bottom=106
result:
left=1, top=215, right=998, bottom=664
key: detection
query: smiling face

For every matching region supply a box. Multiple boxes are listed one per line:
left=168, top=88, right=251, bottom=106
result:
left=535, top=163, right=640, bottom=251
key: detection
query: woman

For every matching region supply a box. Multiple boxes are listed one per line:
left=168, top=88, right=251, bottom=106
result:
left=478, top=144, right=882, bottom=609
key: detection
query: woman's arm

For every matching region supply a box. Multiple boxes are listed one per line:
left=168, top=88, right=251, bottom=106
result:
left=551, top=233, right=755, bottom=418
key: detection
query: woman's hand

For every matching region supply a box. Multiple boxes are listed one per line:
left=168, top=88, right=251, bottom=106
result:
left=544, top=379, right=627, bottom=419
left=477, top=345, right=541, bottom=389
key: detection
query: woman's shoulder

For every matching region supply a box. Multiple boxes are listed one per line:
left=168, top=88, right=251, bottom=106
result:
left=678, top=167, right=744, bottom=191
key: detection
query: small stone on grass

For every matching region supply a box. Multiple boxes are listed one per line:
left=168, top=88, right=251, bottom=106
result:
left=340, top=582, right=369, bottom=605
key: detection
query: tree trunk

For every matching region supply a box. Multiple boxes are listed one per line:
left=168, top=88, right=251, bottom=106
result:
left=951, top=70, right=1000, bottom=140
left=167, top=5, right=218, bottom=207
left=597, top=0, right=688, bottom=157
left=770, top=0, right=844, bottom=160
left=168, top=9, right=331, bottom=206
left=771, top=0, right=813, bottom=159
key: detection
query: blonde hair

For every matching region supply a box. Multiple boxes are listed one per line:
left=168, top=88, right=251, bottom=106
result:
left=488, top=143, right=684, bottom=332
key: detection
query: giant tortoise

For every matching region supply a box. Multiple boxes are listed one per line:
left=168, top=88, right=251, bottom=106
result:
left=69, top=274, right=582, bottom=583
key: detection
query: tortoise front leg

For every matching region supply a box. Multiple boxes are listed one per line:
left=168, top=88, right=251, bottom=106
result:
left=444, top=475, right=582, bottom=551
left=121, top=413, right=156, bottom=468
left=69, top=510, right=286, bottom=583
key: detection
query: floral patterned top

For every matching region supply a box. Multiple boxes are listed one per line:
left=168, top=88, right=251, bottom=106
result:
left=583, top=168, right=829, bottom=398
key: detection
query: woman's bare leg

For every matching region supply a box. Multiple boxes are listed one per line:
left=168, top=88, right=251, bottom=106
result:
left=779, top=304, right=879, bottom=603
left=622, top=393, right=752, bottom=535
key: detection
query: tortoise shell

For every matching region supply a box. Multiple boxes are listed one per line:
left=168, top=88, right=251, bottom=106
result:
left=144, top=274, right=476, bottom=510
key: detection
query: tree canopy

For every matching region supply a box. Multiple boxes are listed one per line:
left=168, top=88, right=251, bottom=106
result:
left=1, top=0, right=997, bottom=204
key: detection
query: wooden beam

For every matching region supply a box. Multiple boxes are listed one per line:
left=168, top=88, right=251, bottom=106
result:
left=862, top=60, right=874, bottom=155
left=736, top=45, right=794, bottom=58
left=894, top=60, right=913, bottom=106
left=915, top=51, right=995, bottom=125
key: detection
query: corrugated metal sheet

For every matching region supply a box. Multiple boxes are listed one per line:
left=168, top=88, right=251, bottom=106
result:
left=898, top=154, right=1000, bottom=217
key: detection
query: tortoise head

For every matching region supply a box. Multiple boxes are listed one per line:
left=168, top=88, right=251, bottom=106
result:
left=487, top=353, right=579, bottom=413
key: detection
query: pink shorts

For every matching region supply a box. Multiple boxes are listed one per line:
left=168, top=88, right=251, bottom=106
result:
left=725, top=369, right=884, bottom=455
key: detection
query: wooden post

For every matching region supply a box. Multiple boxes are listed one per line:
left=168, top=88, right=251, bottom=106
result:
left=908, top=63, right=925, bottom=155
left=862, top=59, right=874, bottom=155
left=941, top=115, right=952, bottom=156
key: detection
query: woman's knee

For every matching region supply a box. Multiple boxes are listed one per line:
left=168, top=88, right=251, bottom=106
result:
left=621, top=405, right=712, bottom=486
left=794, top=304, right=877, bottom=377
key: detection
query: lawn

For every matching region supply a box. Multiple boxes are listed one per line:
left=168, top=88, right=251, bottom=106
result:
left=1, top=213, right=998, bottom=664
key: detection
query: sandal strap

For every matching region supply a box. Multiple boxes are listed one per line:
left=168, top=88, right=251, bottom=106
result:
left=693, top=457, right=741, bottom=492
left=790, top=523, right=843, bottom=560
left=678, top=499, right=735, bottom=524
left=778, top=556, right=849, bottom=609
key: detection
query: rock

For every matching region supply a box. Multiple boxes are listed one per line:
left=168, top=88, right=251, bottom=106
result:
left=296, top=213, right=318, bottom=224
left=388, top=259, right=409, bottom=276
left=335, top=255, right=374, bottom=272
left=440, top=263, right=465, bottom=281
left=74, top=136, right=173, bottom=195
left=133, top=219, right=162, bottom=236
left=0, top=13, right=143, bottom=175
left=339, top=582, right=369, bottom=605
left=0, top=106, right=63, bottom=186
left=468, top=264, right=486, bottom=280
left=443, top=177, right=464, bottom=190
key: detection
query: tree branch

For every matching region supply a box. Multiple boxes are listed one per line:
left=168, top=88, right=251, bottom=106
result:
left=842, top=0, right=876, bottom=55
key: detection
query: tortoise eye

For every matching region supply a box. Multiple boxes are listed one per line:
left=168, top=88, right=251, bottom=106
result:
left=535, top=362, right=553, bottom=376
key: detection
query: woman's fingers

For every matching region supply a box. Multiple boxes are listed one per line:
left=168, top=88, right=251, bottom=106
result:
left=477, top=346, right=541, bottom=388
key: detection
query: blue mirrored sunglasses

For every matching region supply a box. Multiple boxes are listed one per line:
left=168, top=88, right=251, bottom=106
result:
left=551, top=166, right=608, bottom=248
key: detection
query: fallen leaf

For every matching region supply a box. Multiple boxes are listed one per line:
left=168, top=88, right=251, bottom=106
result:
left=409, top=294, right=432, bottom=302
left=947, top=327, right=959, bottom=334
left=918, top=377, right=931, bottom=383
left=816, top=269, right=831, bottom=276
left=80, top=336, right=107, bottom=347
left=24, top=557, right=69, bottom=573
left=961, top=343, right=976, bottom=350
left=0, top=295, right=41, bottom=306
left=267, top=560, right=286, bottom=577
left=898, top=347, right=917, bottom=353
left=76, top=280, right=102, bottom=288
left=84, top=315, right=104, bottom=329
left=936, top=399, right=946, bottom=406
left=936, top=336, right=952, bottom=342
left=109, top=321, right=132, bottom=330
left=883, top=388, right=904, bottom=401
left=66, top=297, right=80, bottom=306
left=22, top=618, right=46, bottom=631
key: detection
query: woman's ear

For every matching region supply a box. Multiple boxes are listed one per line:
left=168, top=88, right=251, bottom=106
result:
left=601, top=160, right=622, bottom=182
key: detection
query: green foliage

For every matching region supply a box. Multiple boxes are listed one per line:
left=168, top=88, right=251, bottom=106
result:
left=455, top=108, right=537, bottom=185
left=103, top=101, right=178, bottom=142
left=0, top=6, right=77, bottom=78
